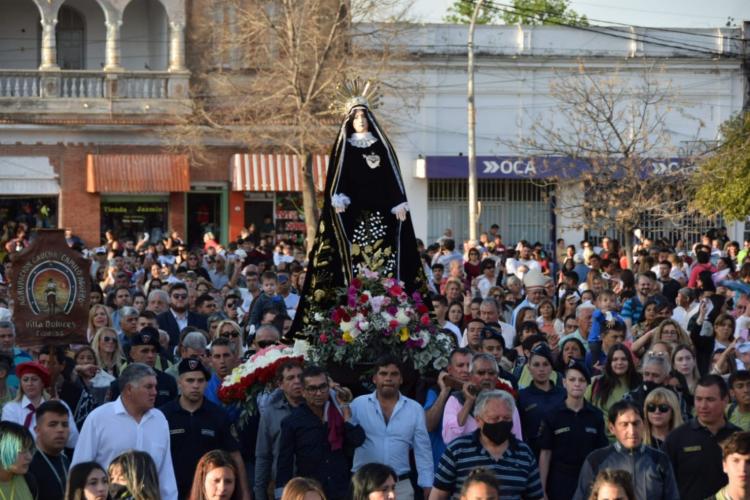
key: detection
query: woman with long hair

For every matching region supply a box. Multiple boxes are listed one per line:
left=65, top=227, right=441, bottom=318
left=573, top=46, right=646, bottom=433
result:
left=215, top=320, right=245, bottom=355
left=108, top=451, right=160, bottom=500
left=0, top=421, right=35, bottom=500
left=586, top=344, right=641, bottom=421
left=91, top=327, right=126, bottom=378
left=446, top=301, right=465, bottom=334
left=536, top=298, right=563, bottom=338
left=671, top=344, right=700, bottom=396
left=65, top=462, right=111, bottom=500
left=643, top=387, right=683, bottom=450
left=631, top=318, right=692, bottom=357
left=350, top=463, right=397, bottom=500
left=1, top=361, right=79, bottom=447
left=189, top=450, right=241, bottom=500
left=555, top=337, right=586, bottom=372
left=87, top=304, right=112, bottom=343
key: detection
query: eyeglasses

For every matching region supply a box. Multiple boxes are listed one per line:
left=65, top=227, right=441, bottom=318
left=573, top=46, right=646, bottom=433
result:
left=220, top=331, right=240, bottom=339
left=102, top=336, right=116, bottom=343
left=172, top=294, right=187, bottom=299
left=646, top=403, right=671, bottom=413
left=304, top=383, right=329, bottom=394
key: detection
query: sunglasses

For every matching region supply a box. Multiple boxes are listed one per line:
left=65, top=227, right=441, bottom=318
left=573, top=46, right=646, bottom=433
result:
left=102, top=336, right=116, bottom=343
left=646, top=403, right=671, bottom=413
left=220, top=331, right=240, bottom=339
left=225, top=302, right=238, bottom=309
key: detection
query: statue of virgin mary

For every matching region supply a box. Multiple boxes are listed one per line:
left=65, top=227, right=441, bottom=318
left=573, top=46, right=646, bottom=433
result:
left=291, top=81, right=427, bottom=338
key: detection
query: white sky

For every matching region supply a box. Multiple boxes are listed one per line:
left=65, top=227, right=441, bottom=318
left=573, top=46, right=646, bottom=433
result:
left=411, top=0, right=749, bottom=27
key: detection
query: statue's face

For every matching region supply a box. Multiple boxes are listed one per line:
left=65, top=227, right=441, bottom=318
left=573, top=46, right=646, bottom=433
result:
left=352, top=109, right=369, bottom=133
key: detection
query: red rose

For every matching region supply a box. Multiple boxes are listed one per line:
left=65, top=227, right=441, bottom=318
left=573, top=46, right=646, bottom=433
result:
left=389, top=285, right=403, bottom=297
left=351, top=278, right=362, bottom=289
left=388, top=320, right=399, bottom=329
left=417, top=304, right=429, bottom=314
left=420, top=313, right=431, bottom=326
left=359, top=294, right=369, bottom=304
left=319, top=334, right=329, bottom=343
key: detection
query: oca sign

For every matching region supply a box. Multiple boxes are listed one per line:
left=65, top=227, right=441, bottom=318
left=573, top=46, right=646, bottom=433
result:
left=482, top=159, right=537, bottom=176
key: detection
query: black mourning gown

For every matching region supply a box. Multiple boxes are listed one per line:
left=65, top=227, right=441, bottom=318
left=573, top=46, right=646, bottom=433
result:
left=289, top=105, right=428, bottom=340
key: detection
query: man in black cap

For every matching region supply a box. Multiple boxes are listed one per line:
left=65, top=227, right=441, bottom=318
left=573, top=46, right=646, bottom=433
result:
left=109, top=327, right=177, bottom=408
left=158, top=357, right=250, bottom=499
left=537, top=359, right=608, bottom=500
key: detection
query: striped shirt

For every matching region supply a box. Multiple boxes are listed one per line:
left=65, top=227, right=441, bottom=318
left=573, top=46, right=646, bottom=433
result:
left=434, top=431, right=543, bottom=500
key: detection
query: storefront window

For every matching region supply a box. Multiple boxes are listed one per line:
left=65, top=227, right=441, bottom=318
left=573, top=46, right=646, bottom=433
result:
left=275, top=193, right=306, bottom=247
left=0, top=198, right=58, bottom=232
left=101, top=199, right=168, bottom=244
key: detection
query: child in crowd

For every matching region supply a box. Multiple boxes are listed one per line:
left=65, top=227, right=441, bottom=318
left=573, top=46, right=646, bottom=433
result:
left=586, top=290, right=624, bottom=362
left=247, top=271, right=284, bottom=329
left=728, top=370, right=750, bottom=431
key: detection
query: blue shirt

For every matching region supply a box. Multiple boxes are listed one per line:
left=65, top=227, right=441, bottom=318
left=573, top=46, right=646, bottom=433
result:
left=423, top=388, right=446, bottom=471
left=350, top=392, right=434, bottom=487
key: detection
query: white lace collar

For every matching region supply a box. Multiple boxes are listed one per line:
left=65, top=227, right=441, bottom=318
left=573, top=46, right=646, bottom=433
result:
left=348, top=132, right=378, bottom=148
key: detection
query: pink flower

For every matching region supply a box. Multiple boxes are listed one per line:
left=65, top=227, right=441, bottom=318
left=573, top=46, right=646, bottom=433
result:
left=420, top=314, right=431, bottom=326
left=319, top=334, right=329, bottom=344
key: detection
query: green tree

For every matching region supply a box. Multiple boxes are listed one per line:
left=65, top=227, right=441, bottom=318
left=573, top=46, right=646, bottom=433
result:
left=445, top=0, right=588, bottom=26
left=501, top=0, right=588, bottom=26
left=444, top=0, right=498, bottom=24
left=692, top=112, right=750, bottom=221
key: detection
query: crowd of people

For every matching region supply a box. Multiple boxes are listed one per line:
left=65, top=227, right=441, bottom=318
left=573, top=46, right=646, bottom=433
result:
left=0, top=223, right=749, bottom=499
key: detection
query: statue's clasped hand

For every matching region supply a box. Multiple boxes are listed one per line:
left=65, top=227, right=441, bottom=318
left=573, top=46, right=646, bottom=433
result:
left=391, top=202, right=409, bottom=221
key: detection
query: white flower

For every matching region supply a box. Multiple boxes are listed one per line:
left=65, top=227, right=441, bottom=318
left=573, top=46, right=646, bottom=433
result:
left=313, top=312, right=324, bottom=322
left=395, top=309, right=410, bottom=325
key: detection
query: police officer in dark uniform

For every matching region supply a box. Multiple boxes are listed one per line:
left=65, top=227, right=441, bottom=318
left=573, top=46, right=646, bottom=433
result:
left=517, top=343, right=566, bottom=455
left=159, top=358, right=250, bottom=499
left=108, top=327, right=177, bottom=408
left=537, top=359, right=608, bottom=500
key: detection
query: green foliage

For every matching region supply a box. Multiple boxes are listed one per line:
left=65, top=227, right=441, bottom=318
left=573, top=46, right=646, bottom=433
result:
left=500, top=0, right=588, bottom=26
left=444, top=0, right=588, bottom=26
left=444, top=0, right=498, bottom=24
left=693, top=112, right=750, bottom=221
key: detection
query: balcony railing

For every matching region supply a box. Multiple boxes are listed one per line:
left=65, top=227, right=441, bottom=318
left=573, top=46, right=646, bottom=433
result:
left=0, top=70, right=182, bottom=99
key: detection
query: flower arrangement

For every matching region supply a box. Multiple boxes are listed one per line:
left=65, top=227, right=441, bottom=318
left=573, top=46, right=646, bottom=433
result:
left=304, top=268, right=453, bottom=374
left=219, top=344, right=304, bottom=416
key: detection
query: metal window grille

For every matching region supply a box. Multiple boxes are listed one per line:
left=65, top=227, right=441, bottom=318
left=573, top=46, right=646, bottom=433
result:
left=585, top=207, right=724, bottom=246
left=428, top=179, right=552, bottom=244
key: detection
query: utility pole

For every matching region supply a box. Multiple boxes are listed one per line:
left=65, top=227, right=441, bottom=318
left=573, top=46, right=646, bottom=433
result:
left=466, top=0, right=484, bottom=243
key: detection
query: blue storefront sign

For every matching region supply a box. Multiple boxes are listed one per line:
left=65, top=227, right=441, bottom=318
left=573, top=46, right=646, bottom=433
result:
left=424, top=156, right=692, bottom=179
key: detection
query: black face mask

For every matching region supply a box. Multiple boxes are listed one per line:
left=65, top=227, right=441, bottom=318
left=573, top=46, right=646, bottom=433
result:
left=482, top=420, right=513, bottom=445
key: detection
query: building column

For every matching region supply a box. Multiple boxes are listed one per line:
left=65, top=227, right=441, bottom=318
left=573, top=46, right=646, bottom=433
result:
left=168, top=21, right=186, bottom=72
left=39, top=17, right=59, bottom=70
left=104, top=15, right=123, bottom=72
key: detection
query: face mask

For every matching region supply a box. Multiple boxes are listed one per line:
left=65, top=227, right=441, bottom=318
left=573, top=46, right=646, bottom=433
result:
left=481, top=420, right=513, bottom=445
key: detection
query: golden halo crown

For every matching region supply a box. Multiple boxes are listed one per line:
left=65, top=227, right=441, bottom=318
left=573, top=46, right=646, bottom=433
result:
left=332, top=78, right=381, bottom=116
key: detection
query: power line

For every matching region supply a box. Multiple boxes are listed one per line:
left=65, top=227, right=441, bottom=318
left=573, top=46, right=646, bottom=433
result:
left=480, top=0, right=742, bottom=58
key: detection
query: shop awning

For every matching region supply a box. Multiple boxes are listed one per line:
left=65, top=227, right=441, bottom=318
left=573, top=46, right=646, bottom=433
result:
left=0, top=157, right=59, bottom=195
left=86, top=154, right=190, bottom=193
left=231, top=153, right=329, bottom=192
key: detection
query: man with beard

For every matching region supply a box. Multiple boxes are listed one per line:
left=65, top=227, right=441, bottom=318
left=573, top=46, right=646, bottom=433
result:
left=430, top=390, right=543, bottom=500
left=157, top=282, right=207, bottom=350
left=350, top=355, right=433, bottom=500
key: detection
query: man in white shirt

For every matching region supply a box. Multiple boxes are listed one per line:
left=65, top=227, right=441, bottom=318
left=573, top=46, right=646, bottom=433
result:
left=71, top=363, right=178, bottom=500
left=350, top=355, right=433, bottom=500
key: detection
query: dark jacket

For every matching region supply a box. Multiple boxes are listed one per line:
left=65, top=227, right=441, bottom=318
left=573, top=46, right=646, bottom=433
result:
left=156, top=309, right=208, bottom=349
left=573, top=443, right=679, bottom=500
left=276, top=402, right=365, bottom=500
